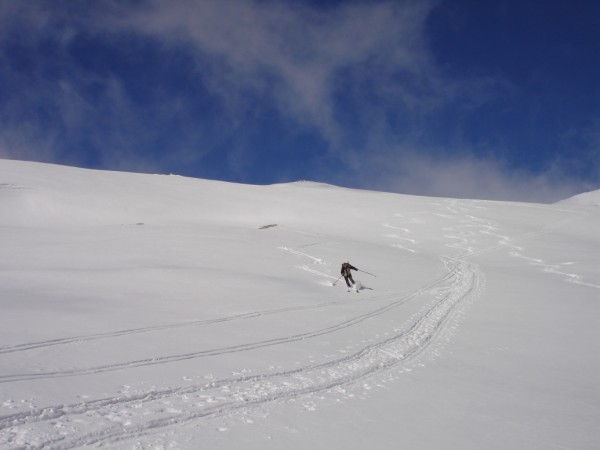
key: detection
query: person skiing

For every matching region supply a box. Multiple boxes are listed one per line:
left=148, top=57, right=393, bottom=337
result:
left=341, top=261, right=358, bottom=288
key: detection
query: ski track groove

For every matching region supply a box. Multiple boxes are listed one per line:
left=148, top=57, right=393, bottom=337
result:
left=0, top=258, right=483, bottom=449
left=0, top=243, right=381, bottom=357
left=0, top=268, right=457, bottom=384
left=5, top=201, right=573, bottom=449
left=0, top=295, right=392, bottom=356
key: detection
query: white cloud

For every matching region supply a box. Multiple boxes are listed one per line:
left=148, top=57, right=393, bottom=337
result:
left=342, top=147, right=591, bottom=203
left=105, top=0, right=437, bottom=140
left=0, top=0, right=595, bottom=201
left=561, top=117, right=600, bottom=180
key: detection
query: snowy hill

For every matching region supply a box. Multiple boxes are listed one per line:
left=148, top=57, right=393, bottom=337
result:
left=0, top=159, right=598, bottom=449
left=558, top=188, right=600, bottom=207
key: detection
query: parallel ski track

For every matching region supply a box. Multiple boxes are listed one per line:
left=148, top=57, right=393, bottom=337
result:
left=1, top=187, right=589, bottom=449
left=0, top=295, right=391, bottom=356
left=0, top=258, right=483, bottom=449
left=0, top=266, right=456, bottom=384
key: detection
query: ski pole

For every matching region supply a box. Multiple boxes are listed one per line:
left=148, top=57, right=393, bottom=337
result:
left=358, top=269, right=376, bottom=277
left=332, top=275, right=343, bottom=286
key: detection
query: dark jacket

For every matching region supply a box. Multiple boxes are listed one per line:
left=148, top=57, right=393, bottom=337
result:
left=341, top=262, right=358, bottom=277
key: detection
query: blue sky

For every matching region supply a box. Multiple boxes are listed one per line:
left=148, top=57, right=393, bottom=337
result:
left=0, top=0, right=598, bottom=202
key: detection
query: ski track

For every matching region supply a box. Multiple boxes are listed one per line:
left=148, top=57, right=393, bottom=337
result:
left=3, top=200, right=585, bottom=449
left=0, top=296, right=380, bottom=356
left=0, top=267, right=455, bottom=384
left=278, top=246, right=326, bottom=265
left=0, top=256, right=483, bottom=449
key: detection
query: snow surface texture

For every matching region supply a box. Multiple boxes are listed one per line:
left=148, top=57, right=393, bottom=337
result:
left=0, top=160, right=598, bottom=449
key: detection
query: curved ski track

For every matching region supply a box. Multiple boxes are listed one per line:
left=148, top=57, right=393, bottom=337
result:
left=2, top=199, right=586, bottom=448
left=0, top=295, right=388, bottom=356
left=0, top=200, right=545, bottom=448
left=0, top=267, right=455, bottom=384
left=0, top=257, right=483, bottom=449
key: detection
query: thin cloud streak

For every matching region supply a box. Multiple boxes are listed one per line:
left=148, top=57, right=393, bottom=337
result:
left=343, top=148, right=593, bottom=203
left=0, top=1, right=596, bottom=202
left=109, top=0, right=437, bottom=142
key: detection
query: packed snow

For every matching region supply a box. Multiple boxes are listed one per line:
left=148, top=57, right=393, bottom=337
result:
left=0, top=159, right=598, bottom=449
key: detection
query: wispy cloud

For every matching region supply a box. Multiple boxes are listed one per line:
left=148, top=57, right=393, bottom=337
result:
left=0, top=0, right=596, bottom=202
left=0, top=3, right=207, bottom=173
left=561, top=117, right=600, bottom=181
left=106, top=0, right=438, bottom=141
left=342, top=147, right=589, bottom=203
left=0, top=1, right=440, bottom=169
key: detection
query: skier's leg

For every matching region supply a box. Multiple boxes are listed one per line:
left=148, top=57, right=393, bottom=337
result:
left=349, top=274, right=355, bottom=285
left=344, top=276, right=352, bottom=287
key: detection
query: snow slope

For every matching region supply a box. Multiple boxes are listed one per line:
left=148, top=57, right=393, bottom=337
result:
left=0, top=159, right=598, bottom=449
left=559, top=189, right=600, bottom=207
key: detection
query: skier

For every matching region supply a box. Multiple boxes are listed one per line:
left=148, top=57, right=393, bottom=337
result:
left=341, top=261, right=358, bottom=289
